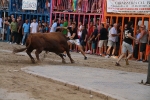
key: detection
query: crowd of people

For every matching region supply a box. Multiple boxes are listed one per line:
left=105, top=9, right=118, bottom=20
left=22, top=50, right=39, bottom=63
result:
left=50, top=18, right=150, bottom=65
left=53, top=0, right=103, bottom=13
left=0, top=15, right=150, bottom=65
left=0, top=15, right=49, bottom=45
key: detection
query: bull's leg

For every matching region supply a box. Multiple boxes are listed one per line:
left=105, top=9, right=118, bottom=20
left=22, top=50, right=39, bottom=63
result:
left=44, top=51, right=49, bottom=58
left=26, top=49, right=35, bottom=63
left=42, top=51, right=49, bottom=61
left=35, top=49, right=43, bottom=62
left=58, top=54, right=66, bottom=63
left=66, top=50, right=75, bottom=63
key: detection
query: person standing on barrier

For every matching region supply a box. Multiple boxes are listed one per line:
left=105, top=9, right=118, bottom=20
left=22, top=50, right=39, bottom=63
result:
left=10, top=18, right=18, bottom=44
left=137, top=25, right=148, bottom=62
left=115, top=21, right=136, bottom=66
left=21, top=19, right=30, bottom=45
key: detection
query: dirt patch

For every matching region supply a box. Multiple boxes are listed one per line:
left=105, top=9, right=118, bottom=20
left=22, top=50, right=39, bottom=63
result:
left=0, top=42, right=148, bottom=100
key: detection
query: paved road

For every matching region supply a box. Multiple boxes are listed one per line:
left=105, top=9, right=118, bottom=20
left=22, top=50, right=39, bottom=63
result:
left=22, top=65, right=150, bottom=100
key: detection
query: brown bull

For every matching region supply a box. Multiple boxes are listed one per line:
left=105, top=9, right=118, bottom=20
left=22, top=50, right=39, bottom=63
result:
left=13, top=32, right=74, bottom=63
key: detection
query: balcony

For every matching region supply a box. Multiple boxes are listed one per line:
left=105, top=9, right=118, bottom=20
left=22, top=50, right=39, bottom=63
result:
left=10, top=0, right=50, bottom=15
left=52, top=0, right=104, bottom=15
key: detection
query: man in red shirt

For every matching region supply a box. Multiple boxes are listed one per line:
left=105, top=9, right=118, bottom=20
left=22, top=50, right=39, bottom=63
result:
left=86, top=22, right=94, bottom=53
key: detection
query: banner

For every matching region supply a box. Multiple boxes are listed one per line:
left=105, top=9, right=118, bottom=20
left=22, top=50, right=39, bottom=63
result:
left=22, top=0, right=37, bottom=10
left=107, top=0, right=150, bottom=14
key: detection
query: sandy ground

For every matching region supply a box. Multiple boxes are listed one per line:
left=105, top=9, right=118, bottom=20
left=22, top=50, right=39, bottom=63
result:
left=0, top=42, right=148, bottom=100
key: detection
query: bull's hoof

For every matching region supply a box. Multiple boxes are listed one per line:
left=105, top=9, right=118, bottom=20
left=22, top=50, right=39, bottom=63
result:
left=71, top=60, right=75, bottom=63
left=62, top=60, right=66, bottom=64
left=31, top=59, right=35, bottom=64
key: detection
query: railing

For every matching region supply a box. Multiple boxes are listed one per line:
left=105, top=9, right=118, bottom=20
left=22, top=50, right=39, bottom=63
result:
left=52, top=0, right=104, bottom=13
left=10, top=0, right=50, bottom=14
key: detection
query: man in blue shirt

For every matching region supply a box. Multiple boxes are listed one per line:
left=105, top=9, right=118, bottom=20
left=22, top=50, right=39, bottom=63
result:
left=50, top=19, right=58, bottom=32
left=22, top=19, right=30, bottom=45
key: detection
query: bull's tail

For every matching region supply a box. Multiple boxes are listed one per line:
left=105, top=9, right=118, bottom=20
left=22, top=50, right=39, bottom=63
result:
left=13, top=35, right=32, bottom=53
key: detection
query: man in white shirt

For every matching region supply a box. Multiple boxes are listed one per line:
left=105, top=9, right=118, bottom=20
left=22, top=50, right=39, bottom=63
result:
left=50, top=19, right=58, bottom=32
left=105, top=23, right=119, bottom=58
left=0, top=17, right=3, bottom=40
left=78, top=21, right=83, bottom=37
left=30, top=18, right=38, bottom=33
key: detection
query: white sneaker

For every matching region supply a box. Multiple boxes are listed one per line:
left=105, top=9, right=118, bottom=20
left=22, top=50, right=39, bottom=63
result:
left=111, top=56, right=116, bottom=59
left=21, top=43, right=23, bottom=46
left=105, top=55, right=110, bottom=58
left=87, top=50, right=91, bottom=54
left=9, top=42, right=12, bottom=44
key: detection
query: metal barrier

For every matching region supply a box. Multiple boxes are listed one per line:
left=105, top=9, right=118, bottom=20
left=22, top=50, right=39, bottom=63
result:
left=105, top=14, right=150, bottom=58
left=52, top=0, right=103, bottom=13
left=0, top=0, right=51, bottom=42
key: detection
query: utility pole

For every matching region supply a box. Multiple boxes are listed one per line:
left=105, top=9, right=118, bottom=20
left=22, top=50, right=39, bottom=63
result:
left=146, top=54, right=150, bottom=84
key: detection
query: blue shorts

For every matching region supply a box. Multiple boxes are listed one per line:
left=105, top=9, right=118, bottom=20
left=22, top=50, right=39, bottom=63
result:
left=80, top=40, right=86, bottom=46
left=92, top=42, right=96, bottom=49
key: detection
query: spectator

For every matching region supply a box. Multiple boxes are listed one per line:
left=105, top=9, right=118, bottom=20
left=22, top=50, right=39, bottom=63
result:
left=50, top=19, right=58, bottom=32
left=82, top=0, right=88, bottom=12
left=60, top=19, right=64, bottom=27
left=86, top=22, right=93, bottom=53
left=62, top=18, right=68, bottom=36
left=8, top=16, right=12, bottom=23
left=78, top=0, right=82, bottom=12
left=22, top=19, right=30, bottom=45
left=17, top=16, right=23, bottom=44
left=115, top=21, right=136, bottom=66
left=96, top=23, right=108, bottom=56
left=38, top=23, right=43, bottom=33
left=66, top=22, right=87, bottom=59
left=30, top=18, right=38, bottom=33
left=115, top=24, right=121, bottom=56
left=133, top=29, right=140, bottom=60
left=89, top=25, right=98, bottom=54
left=80, top=25, right=88, bottom=51
left=105, top=23, right=118, bottom=58
left=78, top=21, right=83, bottom=38
left=143, top=30, right=150, bottom=62
left=138, top=25, right=148, bottom=61
left=4, top=17, right=10, bottom=41
left=0, top=16, right=3, bottom=40
left=45, top=0, right=50, bottom=13
left=43, top=22, right=49, bottom=33
left=10, top=18, right=18, bottom=44
left=108, top=24, right=113, bottom=32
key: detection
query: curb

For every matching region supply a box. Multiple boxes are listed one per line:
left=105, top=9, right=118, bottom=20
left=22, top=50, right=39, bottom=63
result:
left=21, top=68, right=117, bottom=100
